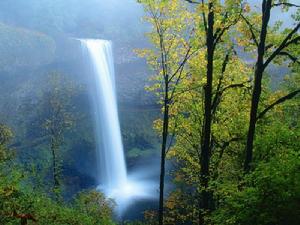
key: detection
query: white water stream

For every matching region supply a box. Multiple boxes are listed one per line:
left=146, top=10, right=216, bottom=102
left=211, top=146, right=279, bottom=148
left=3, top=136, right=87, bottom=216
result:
left=81, top=39, right=154, bottom=214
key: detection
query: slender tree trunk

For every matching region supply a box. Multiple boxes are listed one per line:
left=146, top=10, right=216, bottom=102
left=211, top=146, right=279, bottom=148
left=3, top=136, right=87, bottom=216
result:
left=244, top=0, right=271, bottom=172
left=199, top=3, right=214, bottom=224
left=51, top=137, right=60, bottom=199
left=12, top=211, right=36, bottom=225
left=158, top=80, right=169, bottom=225
left=21, top=218, right=27, bottom=225
left=52, top=143, right=59, bottom=188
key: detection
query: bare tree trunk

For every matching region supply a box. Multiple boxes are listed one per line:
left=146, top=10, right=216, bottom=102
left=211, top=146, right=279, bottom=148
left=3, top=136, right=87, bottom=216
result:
left=159, top=81, right=169, bottom=225
left=199, top=3, right=214, bottom=224
left=12, top=211, right=36, bottom=225
left=21, top=218, right=27, bottom=225
left=244, top=0, right=271, bottom=172
left=51, top=137, right=60, bottom=200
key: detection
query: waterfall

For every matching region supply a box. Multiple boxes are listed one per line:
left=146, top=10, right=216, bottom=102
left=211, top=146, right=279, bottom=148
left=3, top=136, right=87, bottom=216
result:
left=81, top=39, right=127, bottom=192
left=80, top=39, right=155, bottom=215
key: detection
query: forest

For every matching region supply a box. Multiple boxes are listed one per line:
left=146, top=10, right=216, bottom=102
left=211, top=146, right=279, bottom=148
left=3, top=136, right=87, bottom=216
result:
left=0, top=0, right=299, bottom=225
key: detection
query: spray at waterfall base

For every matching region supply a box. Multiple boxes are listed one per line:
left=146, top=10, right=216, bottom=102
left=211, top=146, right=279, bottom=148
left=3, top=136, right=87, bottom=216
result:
left=97, top=177, right=156, bottom=214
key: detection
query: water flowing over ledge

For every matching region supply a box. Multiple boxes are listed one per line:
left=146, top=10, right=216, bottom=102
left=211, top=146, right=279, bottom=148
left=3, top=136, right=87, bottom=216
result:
left=80, top=39, right=155, bottom=215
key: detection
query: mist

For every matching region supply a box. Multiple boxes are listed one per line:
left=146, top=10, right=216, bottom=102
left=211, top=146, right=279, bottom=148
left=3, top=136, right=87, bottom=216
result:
left=0, top=0, right=146, bottom=42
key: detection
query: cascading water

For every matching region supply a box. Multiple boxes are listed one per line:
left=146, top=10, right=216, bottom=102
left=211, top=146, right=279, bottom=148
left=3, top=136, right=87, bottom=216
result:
left=81, top=39, right=127, bottom=191
left=80, top=39, right=155, bottom=214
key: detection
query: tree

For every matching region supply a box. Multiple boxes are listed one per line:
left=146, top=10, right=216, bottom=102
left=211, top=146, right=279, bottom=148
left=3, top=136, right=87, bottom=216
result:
left=183, top=1, right=244, bottom=223
left=212, top=122, right=300, bottom=225
left=139, top=1, right=248, bottom=224
left=42, top=72, right=75, bottom=199
left=137, top=1, right=197, bottom=224
left=136, top=1, right=300, bottom=224
left=0, top=124, right=38, bottom=225
left=74, top=190, right=115, bottom=224
left=0, top=123, right=13, bottom=163
left=164, top=48, right=251, bottom=224
left=0, top=122, right=115, bottom=225
left=241, top=0, right=300, bottom=172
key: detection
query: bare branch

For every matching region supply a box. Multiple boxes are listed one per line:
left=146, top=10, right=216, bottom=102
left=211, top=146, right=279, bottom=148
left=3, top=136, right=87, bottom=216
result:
left=169, top=64, right=185, bottom=101
left=184, top=0, right=200, bottom=4
left=222, top=82, right=250, bottom=93
left=264, top=22, right=300, bottom=69
left=171, top=83, right=202, bottom=99
left=213, top=12, right=229, bottom=40
left=211, top=50, right=231, bottom=115
left=165, top=33, right=179, bottom=56
left=168, top=47, right=197, bottom=83
left=256, top=89, right=300, bottom=121
left=168, top=47, right=199, bottom=101
left=213, top=137, right=243, bottom=172
left=278, top=51, right=300, bottom=64
left=213, top=7, right=243, bottom=49
left=273, top=2, right=300, bottom=8
left=241, top=14, right=259, bottom=47
left=166, top=119, right=178, bottom=154
left=285, top=36, right=300, bottom=47
left=211, top=80, right=251, bottom=116
left=265, top=43, right=273, bottom=51
left=213, top=24, right=230, bottom=48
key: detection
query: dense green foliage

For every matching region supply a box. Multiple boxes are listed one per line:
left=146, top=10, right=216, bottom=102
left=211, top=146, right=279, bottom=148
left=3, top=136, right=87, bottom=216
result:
left=138, top=0, right=300, bottom=224
left=0, top=122, right=116, bottom=225
left=213, top=150, right=300, bottom=225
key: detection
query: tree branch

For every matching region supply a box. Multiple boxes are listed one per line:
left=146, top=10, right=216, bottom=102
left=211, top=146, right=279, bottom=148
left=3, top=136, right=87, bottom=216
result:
left=213, top=137, right=243, bottom=172
left=256, top=89, right=300, bottom=121
left=241, top=14, right=259, bottom=47
left=166, top=119, right=178, bottom=154
left=211, top=80, right=251, bottom=116
left=169, top=65, right=185, bottom=101
left=201, top=0, right=208, bottom=35
left=264, top=23, right=300, bottom=69
left=184, top=0, right=200, bottom=4
left=285, top=36, right=300, bottom=47
left=213, top=7, right=243, bottom=49
left=168, top=46, right=197, bottom=83
left=272, top=2, right=300, bottom=8
left=221, top=81, right=251, bottom=93
left=170, top=82, right=202, bottom=100
left=278, top=51, right=300, bottom=64
left=211, top=50, right=231, bottom=115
